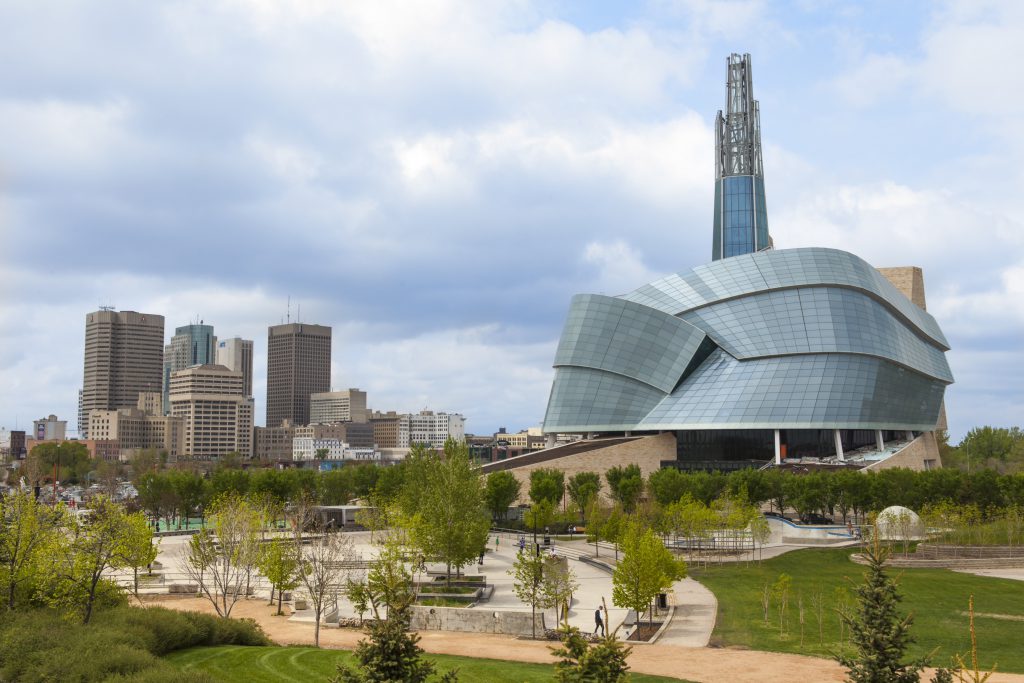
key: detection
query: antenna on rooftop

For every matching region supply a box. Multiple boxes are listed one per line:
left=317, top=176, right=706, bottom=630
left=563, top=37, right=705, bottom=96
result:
left=287, top=296, right=291, bottom=324
left=99, top=304, right=115, bottom=312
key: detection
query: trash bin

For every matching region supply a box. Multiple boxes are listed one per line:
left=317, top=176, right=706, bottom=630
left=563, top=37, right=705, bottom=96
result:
left=657, top=593, right=668, bottom=610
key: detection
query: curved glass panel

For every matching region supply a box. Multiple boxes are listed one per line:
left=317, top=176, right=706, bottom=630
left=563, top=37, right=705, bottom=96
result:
left=554, top=294, right=708, bottom=393
left=621, top=248, right=949, bottom=349
left=637, top=349, right=946, bottom=432
left=543, top=366, right=666, bottom=432
left=680, top=288, right=953, bottom=382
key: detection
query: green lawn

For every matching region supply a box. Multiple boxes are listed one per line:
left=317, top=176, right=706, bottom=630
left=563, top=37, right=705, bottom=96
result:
left=166, top=645, right=693, bottom=682
left=691, top=548, right=1024, bottom=673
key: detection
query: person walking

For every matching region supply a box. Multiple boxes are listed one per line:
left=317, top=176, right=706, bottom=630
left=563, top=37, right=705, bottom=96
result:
left=594, top=607, right=605, bottom=636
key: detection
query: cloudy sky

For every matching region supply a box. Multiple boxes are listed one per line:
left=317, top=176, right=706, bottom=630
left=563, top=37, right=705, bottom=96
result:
left=1, top=0, right=1021, bottom=442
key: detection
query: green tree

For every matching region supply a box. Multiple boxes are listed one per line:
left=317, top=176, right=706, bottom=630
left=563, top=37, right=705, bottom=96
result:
left=542, top=556, right=579, bottom=628
left=508, top=550, right=546, bottom=639
left=184, top=493, right=263, bottom=618
left=49, top=498, right=135, bottom=624
left=257, top=538, right=301, bottom=615
left=647, top=468, right=688, bottom=506
left=363, top=537, right=415, bottom=619
left=529, top=468, right=565, bottom=506
left=135, top=472, right=176, bottom=526
left=315, top=447, right=330, bottom=461
left=484, top=471, right=521, bottom=522
left=406, top=439, right=490, bottom=586
left=332, top=605, right=458, bottom=683
left=0, top=490, right=66, bottom=609
left=836, top=541, right=930, bottom=683
left=566, top=472, right=601, bottom=521
left=606, top=465, right=644, bottom=512
left=611, top=521, right=686, bottom=628
left=168, top=469, right=207, bottom=528
left=116, top=510, right=158, bottom=603
left=551, top=627, right=632, bottom=683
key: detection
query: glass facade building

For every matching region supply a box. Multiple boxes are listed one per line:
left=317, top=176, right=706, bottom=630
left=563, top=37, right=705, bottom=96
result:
left=542, top=248, right=953, bottom=464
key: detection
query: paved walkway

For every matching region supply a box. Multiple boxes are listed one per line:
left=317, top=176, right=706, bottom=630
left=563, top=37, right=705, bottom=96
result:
left=658, top=578, right=717, bottom=646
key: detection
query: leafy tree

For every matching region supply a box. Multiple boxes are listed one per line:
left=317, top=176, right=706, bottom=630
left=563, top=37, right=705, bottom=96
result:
left=0, top=490, right=66, bottom=609
left=209, top=468, right=251, bottom=499
left=542, top=556, right=579, bottom=628
left=332, top=605, right=458, bottom=683
left=551, top=627, right=631, bottom=683
left=605, top=464, right=644, bottom=512
left=184, top=493, right=263, bottom=618
left=611, top=521, right=686, bottom=628
left=363, top=538, right=415, bottom=619
left=168, top=469, right=207, bottom=528
left=135, top=472, right=177, bottom=527
left=321, top=469, right=355, bottom=505
left=484, top=471, right=521, bottom=521
left=508, top=550, right=546, bottom=639
left=128, top=448, right=162, bottom=480
left=406, top=439, right=490, bottom=586
left=566, top=472, right=601, bottom=521
left=529, top=468, right=565, bottom=506
left=257, top=538, right=301, bottom=615
left=836, top=540, right=930, bottom=682
left=48, top=498, right=136, bottom=623
left=116, top=510, right=158, bottom=603
left=647, top=468, right=688, bottom=506
left=525, top=499, right=556, bottom=536
left=315, top=447, right=330, bottom=461
left=373, top=462, right=408, bottom=505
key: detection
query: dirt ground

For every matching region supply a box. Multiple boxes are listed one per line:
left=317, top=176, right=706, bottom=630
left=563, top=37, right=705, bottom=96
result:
left=147, top=596, right=1024, bottom=683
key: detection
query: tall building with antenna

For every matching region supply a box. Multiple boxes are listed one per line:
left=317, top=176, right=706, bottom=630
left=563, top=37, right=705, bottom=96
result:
left=81, top=308, right=164, bottom=437
left=712, top=53, right=771, bottom=261
left=266, top=322, right=332, bottom=427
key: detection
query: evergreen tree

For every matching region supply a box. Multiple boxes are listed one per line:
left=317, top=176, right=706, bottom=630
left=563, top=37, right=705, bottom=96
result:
left=837, top=541, right=930, bottom=683
left=332, top=606, right=458, bottom=683
left=551, top=626, right=631, bottom=683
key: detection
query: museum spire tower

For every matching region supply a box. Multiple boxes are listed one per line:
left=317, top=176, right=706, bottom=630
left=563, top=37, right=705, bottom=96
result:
left=712, top=53, right=771, bottom=260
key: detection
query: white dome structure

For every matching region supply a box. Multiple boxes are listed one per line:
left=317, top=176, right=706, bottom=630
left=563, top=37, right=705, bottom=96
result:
left=876, top=506, right=926, bottom=541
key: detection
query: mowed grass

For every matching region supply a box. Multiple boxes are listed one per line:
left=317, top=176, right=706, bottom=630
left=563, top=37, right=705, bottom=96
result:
left=166, top=645, right=693, bottom=682
left=691, top=548, right=1024, bottom=673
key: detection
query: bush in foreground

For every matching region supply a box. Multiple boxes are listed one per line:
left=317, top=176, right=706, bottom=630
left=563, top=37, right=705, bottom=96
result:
left=0, top=604, right=269, bottom=682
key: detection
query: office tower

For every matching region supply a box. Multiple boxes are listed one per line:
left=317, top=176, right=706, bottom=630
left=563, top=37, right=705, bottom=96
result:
left=169, top=364, right=253, bottom=460
left=162, top=323, right=217, bottom=413
left=310, top=388, right=368, bottom=424
left=712, top=53, right=771, bottom=261
left=81, top=309, right=165, bottom=437
left=216, top=337, right=254, bottom=397
left=266, top=323, right=331, bottom=428
left=369, top=411, right=410, bottom=448
left=88, top=392, right=185, bottom=462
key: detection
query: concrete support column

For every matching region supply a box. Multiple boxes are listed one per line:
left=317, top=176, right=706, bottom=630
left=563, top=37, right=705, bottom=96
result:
left=834, top=429, right=845, bottom=461
left=906, top=431, right=915, bottom=442
left=876, top=430, right=885, bottom=452
left=545, top=434, right=556, bottom=449
left=774, top=429, right=781, bottom=465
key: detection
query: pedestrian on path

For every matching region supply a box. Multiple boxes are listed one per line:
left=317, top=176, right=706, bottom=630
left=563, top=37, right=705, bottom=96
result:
left=594, top=607, right=605, bottom=636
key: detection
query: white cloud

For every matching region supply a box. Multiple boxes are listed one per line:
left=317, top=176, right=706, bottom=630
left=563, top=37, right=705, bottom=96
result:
left=582, top=240, right=663, bottom=296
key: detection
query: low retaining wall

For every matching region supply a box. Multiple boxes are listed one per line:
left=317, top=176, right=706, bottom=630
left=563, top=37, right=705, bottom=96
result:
left=409, top=605, right=545, bottom=637
left=851, top=553, right=1024, bottom=570
left=915, top=544, right=1024, bottom=560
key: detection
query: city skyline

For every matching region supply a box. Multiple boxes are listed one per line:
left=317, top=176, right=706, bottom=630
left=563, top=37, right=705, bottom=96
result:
left=2, top=2, right=1023, bottom=440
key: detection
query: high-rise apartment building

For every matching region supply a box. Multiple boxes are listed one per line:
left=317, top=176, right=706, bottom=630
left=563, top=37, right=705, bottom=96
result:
left=81, top=309, right=165, bottom=437
left=169, top=364, right=253, bottom=460
left=266, top=323, right=331, bottom=428
left=310, top=389, right=367, bottom=424
left=216, top=337, right=254, bottom=398
left=163, top=323, right=217, bottom=413
left=712, top=53, right=772, bottom=261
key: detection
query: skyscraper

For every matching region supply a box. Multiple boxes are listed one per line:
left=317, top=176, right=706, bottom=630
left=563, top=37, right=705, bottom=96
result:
left=712, top=53, right=771, bottom=261
left=169, top=364, right=253, bottom=459
left=216, top=337, right=254, bottom=398
left=81, top=309, right=165, bottom=437
left=163, top=323, right=217, bottom=413
left=266, top=323, right=331, bottom=427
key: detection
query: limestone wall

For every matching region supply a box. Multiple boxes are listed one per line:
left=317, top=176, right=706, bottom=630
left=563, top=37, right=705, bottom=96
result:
left=866, top=431, right=941, bottom=472
left=409, top=605, right=545, bottom=636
